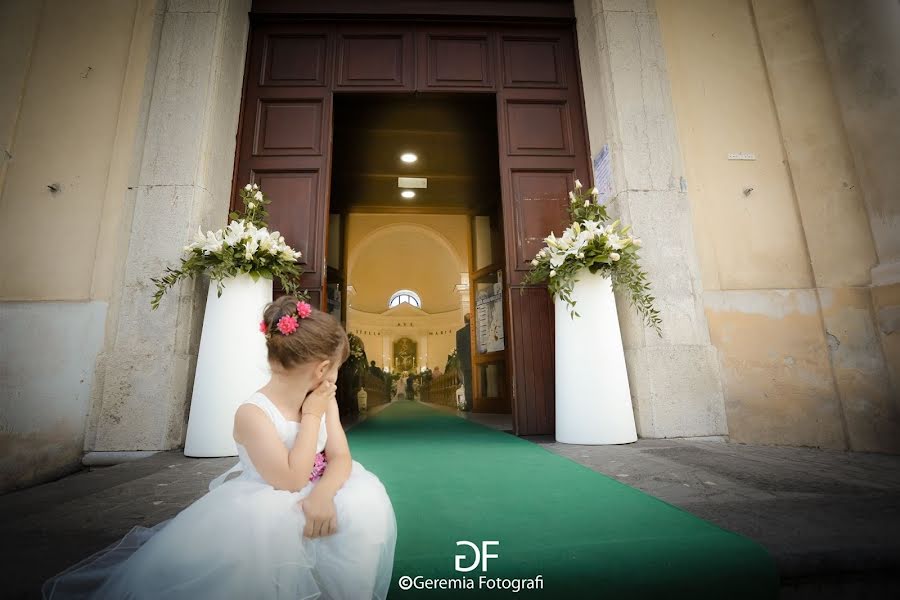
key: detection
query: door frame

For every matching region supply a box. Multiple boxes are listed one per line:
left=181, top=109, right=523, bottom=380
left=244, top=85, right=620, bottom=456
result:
left=231, top=8, right=593, bottom=436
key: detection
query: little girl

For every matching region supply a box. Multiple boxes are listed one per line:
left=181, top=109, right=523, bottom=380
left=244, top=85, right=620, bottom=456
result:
left=43, top=296, right=398, bottom=599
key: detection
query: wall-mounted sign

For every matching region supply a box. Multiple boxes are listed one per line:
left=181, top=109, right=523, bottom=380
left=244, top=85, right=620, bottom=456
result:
left=592, top=144, right=613, bottom=203
left=475, top=271, right=505, bottom=354
left=398, top=177, right=427, bottom=188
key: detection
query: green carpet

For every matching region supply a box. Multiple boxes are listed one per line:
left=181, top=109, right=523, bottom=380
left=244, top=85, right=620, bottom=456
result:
left=346, top=401, right=778, bottom=599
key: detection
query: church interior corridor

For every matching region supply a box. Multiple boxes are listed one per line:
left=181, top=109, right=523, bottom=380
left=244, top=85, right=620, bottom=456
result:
left=326, top=94, right=513, bottom=431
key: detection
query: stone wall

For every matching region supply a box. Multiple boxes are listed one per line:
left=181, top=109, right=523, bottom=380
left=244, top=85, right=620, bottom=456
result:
left=654, top=0, right=898, bottom=451
left=0, top=0, right=160, bottom=492
left=574, top=0, right=729, bottom=439
left=85, top=0, right=252, bottom=454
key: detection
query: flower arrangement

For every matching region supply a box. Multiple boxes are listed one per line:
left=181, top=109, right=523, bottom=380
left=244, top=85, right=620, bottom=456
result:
left=523, top=179, right=661, bottom=334
left=150, top=183, right=307, bottom=309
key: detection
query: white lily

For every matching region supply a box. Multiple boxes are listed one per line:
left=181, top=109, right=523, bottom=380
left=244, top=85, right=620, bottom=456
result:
left=224, top=220, right=246, bottom=246
left=606, top=232, right=624, bottom=250
left=582, top=220, right=602, bottom=235
left=254, top=191, right=263, bottom=201
left=191, top=227, right=223, bottom=255
left=590, top=187, right=599, bottom=196
left=243, top=222, right=259, bottom=242
left=610, top=252, right=620, bottom=261
left=576, top=229, right=594, bottom=245
left=550, top=252, right=567, bottom=268
left=244, top=235, right=259, bottom=260
left=574, top=179, right=582, bottom=189
left=244, top=184, right=252, bottom=191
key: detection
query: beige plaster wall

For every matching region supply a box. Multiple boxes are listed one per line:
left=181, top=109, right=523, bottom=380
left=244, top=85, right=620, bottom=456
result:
left=656, top=0, right=898, bottom=452
left=0, top=0, right=153, bottom=301
left=0, top=0, right=159, bottom=491
left=813, top=0, right=900, bottom=273
left=813, top=0, right=900, bottom=400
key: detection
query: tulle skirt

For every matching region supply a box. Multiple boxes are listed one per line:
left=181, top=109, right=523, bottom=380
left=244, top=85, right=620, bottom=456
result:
left=42, top=460, right=397, bottom=600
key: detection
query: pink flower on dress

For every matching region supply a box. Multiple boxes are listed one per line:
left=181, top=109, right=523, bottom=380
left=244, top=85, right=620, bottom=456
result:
left=309, top=451, right=327, bottom=482
left=296, top=301, right=312, bottom=319
left=276, top=314, right=298, bottom=335
left=259, top=320, right=268, bottom=333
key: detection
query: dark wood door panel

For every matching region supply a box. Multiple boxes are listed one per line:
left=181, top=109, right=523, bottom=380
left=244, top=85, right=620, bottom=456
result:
left=507, top=169, right=575, bottom=276
left=260, top=32, right=331, bottom=87
left=334, top=26, right=414, bottom=89
left=508, top=287, right=555, bottom=435
left=253, top=98, right=326, bottom=156
left=504, top=98, right=575, bottom=156
left=250, top=170, right=324, bottom=274
left=417, top=28, right=495, bottom=90
left=499, top=31, right=569, bottom=89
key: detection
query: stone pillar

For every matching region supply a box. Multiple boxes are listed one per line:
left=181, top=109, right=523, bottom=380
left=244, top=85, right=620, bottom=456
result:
left=573, top=0, right=727, bottom=438
left=86, top=0, right=251, bottom=453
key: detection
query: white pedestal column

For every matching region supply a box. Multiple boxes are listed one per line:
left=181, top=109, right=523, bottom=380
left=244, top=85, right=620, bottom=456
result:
left=184, top=274, right=273, bottom=457
left=555, top=271, right=637, bottom=445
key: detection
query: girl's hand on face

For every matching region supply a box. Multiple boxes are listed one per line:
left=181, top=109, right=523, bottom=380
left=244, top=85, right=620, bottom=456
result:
left=302, top=380, right=335, bottom=418
left=300, top=493, right=337, bottom=538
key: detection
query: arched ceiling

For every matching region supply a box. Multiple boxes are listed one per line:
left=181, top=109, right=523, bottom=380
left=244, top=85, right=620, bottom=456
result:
left=349, top=225, right=462, bottom=314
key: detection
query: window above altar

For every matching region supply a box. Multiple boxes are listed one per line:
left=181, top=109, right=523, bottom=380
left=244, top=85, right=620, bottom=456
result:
left=389, top=289, right=422, bottom=309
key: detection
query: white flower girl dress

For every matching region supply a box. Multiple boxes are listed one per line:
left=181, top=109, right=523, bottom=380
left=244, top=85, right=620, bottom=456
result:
left=43, top=392, right=397, bottom=600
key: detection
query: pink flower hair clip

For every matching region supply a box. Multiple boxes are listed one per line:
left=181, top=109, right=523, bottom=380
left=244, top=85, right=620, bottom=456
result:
left=261, top=300, right=314, bottom=337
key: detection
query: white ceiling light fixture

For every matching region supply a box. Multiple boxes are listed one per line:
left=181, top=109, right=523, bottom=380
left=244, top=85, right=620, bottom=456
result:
left=401, top=190, right=416, bottom=199
left=400, top=152, right=418, bottom=163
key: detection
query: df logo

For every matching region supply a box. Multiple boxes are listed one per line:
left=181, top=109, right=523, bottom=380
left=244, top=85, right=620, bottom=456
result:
left=454, top=540, right=499, bottom=572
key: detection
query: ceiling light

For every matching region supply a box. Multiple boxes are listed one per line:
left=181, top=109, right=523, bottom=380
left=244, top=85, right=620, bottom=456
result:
left=401, top=190, right=415, bottom=199
left=400, top=153, right=418, bottom=163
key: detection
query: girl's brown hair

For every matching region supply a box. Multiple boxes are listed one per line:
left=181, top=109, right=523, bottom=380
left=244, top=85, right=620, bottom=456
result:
left=261, top=295, right=350, bottom=370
